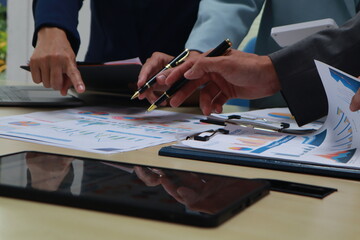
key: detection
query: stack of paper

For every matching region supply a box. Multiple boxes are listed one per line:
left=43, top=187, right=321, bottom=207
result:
left=0, top=107, right=214, bottom=154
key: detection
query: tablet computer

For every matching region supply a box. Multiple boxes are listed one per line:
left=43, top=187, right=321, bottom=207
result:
left=0, top=85, right=84, bottom=107
left=0, top=151, right=269, bottom=227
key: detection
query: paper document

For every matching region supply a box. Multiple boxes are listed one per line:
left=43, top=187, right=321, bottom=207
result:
left=0, top=107, right=213, bottom=153
left=176, top=61, right=360, bottom=169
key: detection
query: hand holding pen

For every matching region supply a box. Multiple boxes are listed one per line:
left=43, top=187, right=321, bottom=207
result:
left=147, top=39, right=232, bottom=111
left=132, top=49, right=190, bottom=100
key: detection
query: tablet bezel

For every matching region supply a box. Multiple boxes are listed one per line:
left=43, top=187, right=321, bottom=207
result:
left=0, top=151, right=270, bottom=227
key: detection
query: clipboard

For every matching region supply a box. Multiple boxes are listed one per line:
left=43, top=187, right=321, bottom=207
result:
left=20, top=60, right=142, bottom=96
left=159, top=145, right=360, bottom=180
left=158, top=114, right=360, bottom=181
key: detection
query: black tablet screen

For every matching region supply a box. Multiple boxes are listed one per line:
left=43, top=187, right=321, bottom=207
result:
left=0, top=151, right=269, bottom=227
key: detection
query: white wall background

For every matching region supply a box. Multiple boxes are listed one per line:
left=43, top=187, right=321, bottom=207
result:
left=6, top=0, right=90, bottom=83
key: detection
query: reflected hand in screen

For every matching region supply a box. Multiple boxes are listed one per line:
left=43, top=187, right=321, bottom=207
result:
left=134, top=166, right=264, bottom=214
left=26, top=152, right=74, bottom=191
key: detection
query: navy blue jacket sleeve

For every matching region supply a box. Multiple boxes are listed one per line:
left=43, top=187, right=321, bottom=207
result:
left=32, top=0, right=83, bottom=54
left=269, top=12, right=360, bottom=126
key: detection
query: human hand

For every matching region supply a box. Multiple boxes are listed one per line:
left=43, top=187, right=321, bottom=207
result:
left=350, top=79, right=360, bottom=111
left=164, top=49, right=280, bottom=115
left=158, top=172, right=227, bottom=214
left=26, top=152, right=74, bottom=191
left=137, top=51, right=201, bottom=105
left=29, top=27, right=85, bottom=96
left=133, top=166, right=261, bottom=214
left=133, top=166, right=224, bottom=213
left=133, top=166, right=164, bottom=186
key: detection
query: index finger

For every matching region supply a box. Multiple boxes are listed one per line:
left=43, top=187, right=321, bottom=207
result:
left=65, top=62, right=85, bottom=93
left=165, top=60, right=195, bottom=86
left=138, top=52, right=173, bottom=87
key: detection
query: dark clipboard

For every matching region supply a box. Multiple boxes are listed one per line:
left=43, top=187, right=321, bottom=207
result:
left=20, top=62, right=142, bottom=96
left=159, top=146, right=360, bottom=181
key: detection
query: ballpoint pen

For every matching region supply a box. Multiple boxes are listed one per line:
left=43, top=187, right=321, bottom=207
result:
left=131, top=49, right=190, bottom=100
left=147, top=39, right=232, bottom=111
left=199, top=115, right=317, bottom=135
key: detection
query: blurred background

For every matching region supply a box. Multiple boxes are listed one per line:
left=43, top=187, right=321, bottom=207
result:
left=0, top=0, right=7, bottom=82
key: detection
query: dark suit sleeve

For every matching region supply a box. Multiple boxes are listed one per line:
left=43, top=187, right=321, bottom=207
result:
left=269, top=13, right=360, bottom=126
left=32, top=0, right=83, bottom=54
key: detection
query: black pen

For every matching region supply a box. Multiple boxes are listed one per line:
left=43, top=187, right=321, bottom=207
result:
left=147, top=39, right=232, bottom=111
left=131, top=49, right=190, bottom=100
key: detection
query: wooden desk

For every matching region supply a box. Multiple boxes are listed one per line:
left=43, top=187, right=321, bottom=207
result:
left=0, top=106, right=359, bottom=240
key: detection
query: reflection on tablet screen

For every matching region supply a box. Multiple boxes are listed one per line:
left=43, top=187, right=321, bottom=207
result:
left=0, top=151, right=270, bottom=227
